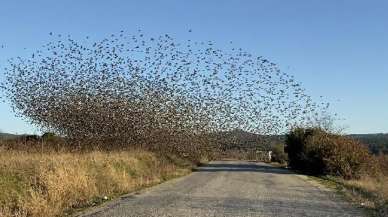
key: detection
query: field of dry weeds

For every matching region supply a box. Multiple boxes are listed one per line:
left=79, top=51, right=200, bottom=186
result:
left=320, top=154, right=388, bottom=216
left=0, top=148, right=191, bottom=217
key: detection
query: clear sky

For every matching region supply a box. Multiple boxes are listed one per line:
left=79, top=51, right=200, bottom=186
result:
left=0, top=0, right=387, bottom=134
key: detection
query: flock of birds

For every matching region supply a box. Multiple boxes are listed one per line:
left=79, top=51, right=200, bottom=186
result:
left=1, top=31, right=333, bottom=153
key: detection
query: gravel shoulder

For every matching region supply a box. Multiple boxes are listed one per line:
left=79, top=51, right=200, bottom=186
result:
left=78, top=161, right=366, bottom=217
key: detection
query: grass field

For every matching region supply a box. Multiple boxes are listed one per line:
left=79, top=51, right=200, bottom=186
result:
left=340, top=173, right=388, bottom=216
left=0, top=148, right=191, bottom=217
left=314, top=164, right=388, bottom=216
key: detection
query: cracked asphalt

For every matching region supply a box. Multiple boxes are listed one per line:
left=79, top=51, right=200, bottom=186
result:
left=80, top=161, right=365, bottom=217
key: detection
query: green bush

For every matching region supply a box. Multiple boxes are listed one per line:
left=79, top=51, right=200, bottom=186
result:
left=271, top=144, right=288, bottom=164
left=41, top=132, right=56, bottom=141
left=285, top=127, right=376, bottom=179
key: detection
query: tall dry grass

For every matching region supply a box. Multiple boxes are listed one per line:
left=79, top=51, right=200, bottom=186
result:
left=0, top=148, right=191, bottom=217
left=328, top=154, right=388, bottom=216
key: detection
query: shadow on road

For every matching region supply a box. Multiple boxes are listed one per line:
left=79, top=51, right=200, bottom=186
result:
left=193, top=162, right=294, bottom=174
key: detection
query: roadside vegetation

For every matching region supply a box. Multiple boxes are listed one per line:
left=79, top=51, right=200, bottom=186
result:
left=270, top=143, right=288, bottom=165
left=285, top=127, right=388, bottom=216
left=0, top=139, right=192, bottom=217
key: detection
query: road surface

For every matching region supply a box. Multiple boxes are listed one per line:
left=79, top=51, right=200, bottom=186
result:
left=80, top=161, right=365, bottom=217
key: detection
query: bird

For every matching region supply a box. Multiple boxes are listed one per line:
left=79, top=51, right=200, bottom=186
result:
left=1, top=31, right=335, bottom=156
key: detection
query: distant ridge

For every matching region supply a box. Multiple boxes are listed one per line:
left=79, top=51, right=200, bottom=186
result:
left=0, top=132, right=20, bottom=139
left=349, top=133, right=388, bottom=154
left=1, top=131, right=387, bottom=154
left=212, top=129, right=285, bottom=151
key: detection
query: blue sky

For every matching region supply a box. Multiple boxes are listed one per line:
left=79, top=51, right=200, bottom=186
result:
left=0, top=0, right=387, bottom=134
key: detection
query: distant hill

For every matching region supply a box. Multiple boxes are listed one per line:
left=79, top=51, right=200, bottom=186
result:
left=216, top=131, right=388, bottom=154
left=349, top=133, right=388, bottom=154
left=212, top=129, right=285, bottom=151
left=0, top=133, right=41, bottom=140
left=1, top=130, right=386, bottom=154
left=0, top=132, right=19, bottom=140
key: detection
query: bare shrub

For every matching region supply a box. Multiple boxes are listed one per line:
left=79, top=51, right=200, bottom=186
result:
left=286, top=128, right=375, bottom=179
left=271, top=144, right=288, bottom=164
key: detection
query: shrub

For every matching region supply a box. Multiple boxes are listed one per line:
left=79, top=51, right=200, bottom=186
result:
left=285, top=128, right=318, bottom=171
left=377, top=154, right=388, bottom=176
left=285, top=127, right=376, bottom=179
left=41, top=132, right=56, bottom=141
left=271, top=144, right=288, bottom=164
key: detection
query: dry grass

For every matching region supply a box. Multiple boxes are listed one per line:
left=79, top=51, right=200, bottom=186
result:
left=321, top=155, right=388, bottom=216
left=0, top=148, right=191, bottom=217
left=342, top=176, right=388, bottom=206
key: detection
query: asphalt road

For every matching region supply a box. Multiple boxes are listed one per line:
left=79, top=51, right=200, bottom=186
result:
left=80, top=161, right=365, bottom=217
